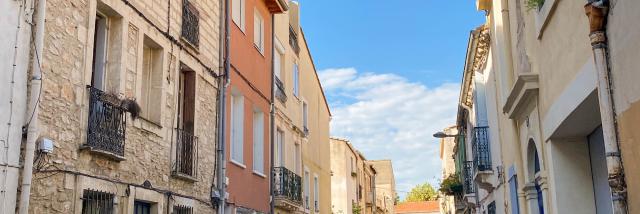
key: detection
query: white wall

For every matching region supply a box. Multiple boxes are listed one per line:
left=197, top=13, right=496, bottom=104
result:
left=0, top=1, right=34, bottom=213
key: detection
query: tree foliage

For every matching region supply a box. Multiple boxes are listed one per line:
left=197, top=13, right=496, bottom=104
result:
left=405, top=182, right=439, bottom=202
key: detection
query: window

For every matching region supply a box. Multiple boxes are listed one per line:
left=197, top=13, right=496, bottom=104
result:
left=274, top=39, right=284, bottom=80
left=293, top=64, right=299, bottom=97
left=509, top=174, right=520, bottom=214
left=91, top=12, right=109, bottom=90
left=231, top=92, right=244, bottom=164
left=488, top=201, right=496, bottom=214
left=232, top=0, right=245, bottom=31
left=81, top=189, right=114, bottom=214
left=253, top=110, right=264, bottom=174
left=314, top=176, right=319, bottom=212
left=173, top=205, right=194, bottom=214
left=275, top=130, right=284, bottom=167
left=175, top=67, right=198, bottom=177
left=134, top=201, right=152, bottom=214
left=534, top=150, right=544, bottom=214
left=253, top=11, right=265, bottom=54
left=302, top=101, right=308, bottom=134
left=304, top=170, right=310, bottom=210
left=181, top=0, right=200, bottom=47
left=140, top=37, right=164, bottom=124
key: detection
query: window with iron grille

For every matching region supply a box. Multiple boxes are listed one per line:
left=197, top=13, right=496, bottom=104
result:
left=174, top=68, right=198, bottom=178
left=134, top=201, right=152, bottom=214
left=181, top=0, right=200, bottom=47
left=81, top=189, right=115, bottom=214
left=174, top=205, right=194, bottom=214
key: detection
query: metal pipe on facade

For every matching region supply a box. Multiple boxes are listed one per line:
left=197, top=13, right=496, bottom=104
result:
left=18, top=0, right=45, bottom=213
left=584, top=1, right=628, bottom=213
left=269, top=13, right=277, bottom=214
left=217, top=0, right=231, bottom=213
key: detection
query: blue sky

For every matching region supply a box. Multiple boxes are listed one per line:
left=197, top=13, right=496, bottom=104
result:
left=301, top=1, right=484, bottom=198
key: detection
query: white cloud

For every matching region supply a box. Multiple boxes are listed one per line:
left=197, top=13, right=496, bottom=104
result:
left=319, top=68, right=459, bottom=199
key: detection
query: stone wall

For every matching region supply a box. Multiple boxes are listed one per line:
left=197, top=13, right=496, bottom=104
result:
left=28, top=0, right=221, bottom=213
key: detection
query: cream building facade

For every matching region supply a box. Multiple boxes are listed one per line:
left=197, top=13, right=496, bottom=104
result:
left=272, top=1, right=332, bottom=213
left=452, top=0, right=640, bottom=213
left=329, top=138, right=378, bottom=214
left=369, top=160, right=396, bottom=214
left=1, top=0, right=222, bottom=213
left=439, top=126, right=460, bottom=214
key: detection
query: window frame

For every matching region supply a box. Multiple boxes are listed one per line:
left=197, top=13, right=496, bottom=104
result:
left=230, top=92, right=245, bottom=166
left=140, top=37, right=164, bottom=125
left=232, top=0, right=246, bottom=32
left=252, top=109, right=265, bottom=175
left=293, top=63, right=300, bottom=97
left=253, top=10, right=265, bottom=54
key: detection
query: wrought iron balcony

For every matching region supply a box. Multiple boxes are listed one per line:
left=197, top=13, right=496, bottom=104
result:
left=472, top=126, right=491, bottom=172
left=274, top=167, right=303, bottom=210
left=463, top=161, right=475, bottom=194
left=173, top=128, right=198, bottom=178
left=181, top=0, right=200, bottom=48
left=84, top=87, right=126, bottom=158
left=275, top=77, right=287, bottom=103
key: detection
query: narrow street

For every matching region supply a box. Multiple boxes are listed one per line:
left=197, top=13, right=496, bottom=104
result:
left=1, top=0, right=639, bottom=214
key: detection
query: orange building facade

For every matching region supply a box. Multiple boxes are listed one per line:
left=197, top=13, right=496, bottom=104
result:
left=225, top=0, right=286, bottom=213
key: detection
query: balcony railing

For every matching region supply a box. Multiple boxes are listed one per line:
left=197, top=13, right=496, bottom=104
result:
left=463, top=161, right=475, bottom=194
left=173, top=128, right=198, bottom=178
left=181, top=0, right=200, bottom=47
left=274, top=167, right=303, bottom=206
left=84, top=87, right=126, bottom=157
left=275, top=77, right=287, bottom=103
left=472, top=126, right=491, bottom=172
left=289, top=26, right=300, bottom=54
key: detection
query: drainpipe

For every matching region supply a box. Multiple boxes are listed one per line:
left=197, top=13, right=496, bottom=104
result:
left=18, top=0, right=45, bottom=213
left=584, top=1, right=628, bottom=213
left=269, top=13, right=277, bottom=214
left=217, top=0, right=230, bottom=212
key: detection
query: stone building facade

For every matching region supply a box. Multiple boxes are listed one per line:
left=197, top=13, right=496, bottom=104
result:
left=451, top=0, right=640, bottom=213
left=14, top=0, right=223, bottom=213
left=329, top=138, right=379, bottom=214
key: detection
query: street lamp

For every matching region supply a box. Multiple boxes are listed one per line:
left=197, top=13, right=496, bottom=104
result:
left=433, top=132, right=461, bottom=139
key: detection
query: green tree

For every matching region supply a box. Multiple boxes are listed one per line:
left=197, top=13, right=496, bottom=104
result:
left=405, top=182, right=439, bottom=202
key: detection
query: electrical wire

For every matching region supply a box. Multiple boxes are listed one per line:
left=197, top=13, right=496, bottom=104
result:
left=24, top=41, right=44, bottom=127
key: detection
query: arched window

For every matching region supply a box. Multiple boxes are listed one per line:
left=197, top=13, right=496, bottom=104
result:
left=534, top=150, right=544, bottom=214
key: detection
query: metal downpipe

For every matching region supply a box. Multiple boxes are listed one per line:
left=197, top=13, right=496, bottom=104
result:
left=584, top=1, right=628, bottom=213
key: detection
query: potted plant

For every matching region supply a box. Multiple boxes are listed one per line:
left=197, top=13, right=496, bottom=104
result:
left=439, top=174, right=463, bottom=196
left=526, top=0, right=545, bottom=11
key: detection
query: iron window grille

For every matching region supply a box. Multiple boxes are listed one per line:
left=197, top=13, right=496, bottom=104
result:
left=274, top=167, right=303, bottom=205
left=85, top=86, right=127, bottom=157
left=275, top=77, right=287, bottom=103
left=181, top=0, right=200, bottom=48
left=472, top=126, right=491, bottom=172
left=173, top=205, right=194, bottom=214
left=463, top=161, right=475, bottom=194
left=289, top=26, right=300, bottom=54
left=81, top=189, right=115, bottom=214
left=173, top=128, right=199, bottom=178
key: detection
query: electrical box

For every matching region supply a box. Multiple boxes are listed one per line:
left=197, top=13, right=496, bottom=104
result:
left=39, top=138, right=54, bottom=153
